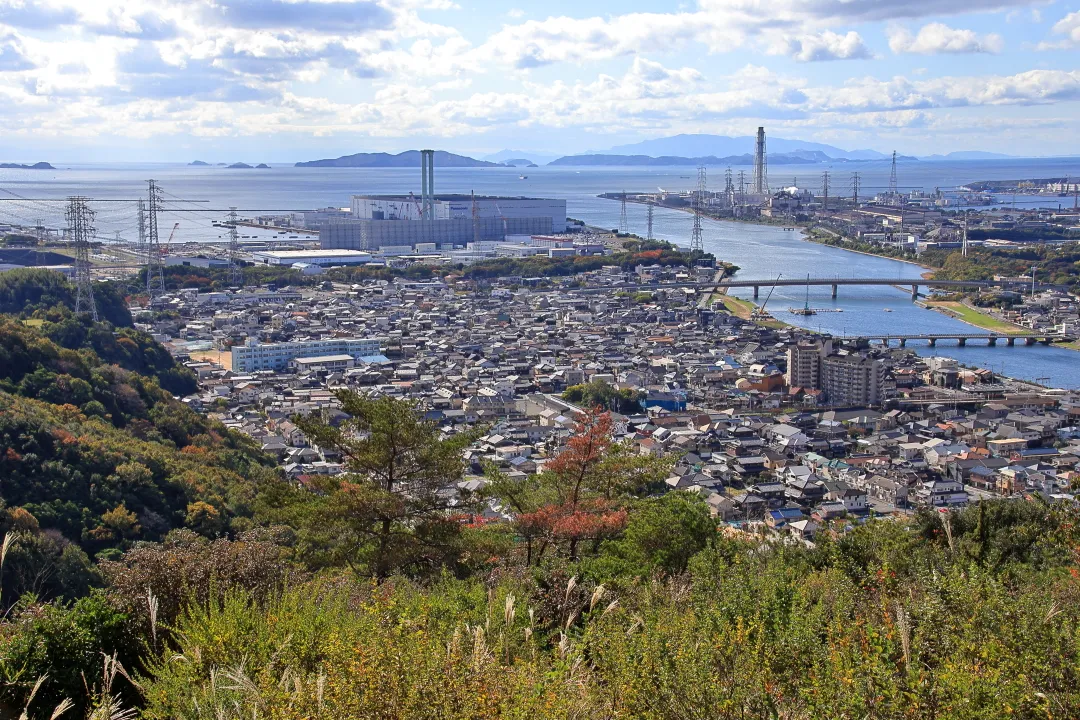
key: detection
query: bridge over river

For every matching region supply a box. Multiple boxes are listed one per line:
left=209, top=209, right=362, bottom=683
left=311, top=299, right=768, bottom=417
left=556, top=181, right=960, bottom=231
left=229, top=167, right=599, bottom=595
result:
left=566, top=277, right=1051, bottom=301
left=835, top=333, right=1075, bottom=347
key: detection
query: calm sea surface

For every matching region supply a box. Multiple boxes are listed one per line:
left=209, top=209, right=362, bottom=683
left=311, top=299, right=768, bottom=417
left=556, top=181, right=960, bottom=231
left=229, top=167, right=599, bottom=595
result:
left=2, top=158, right=1079, bottom=387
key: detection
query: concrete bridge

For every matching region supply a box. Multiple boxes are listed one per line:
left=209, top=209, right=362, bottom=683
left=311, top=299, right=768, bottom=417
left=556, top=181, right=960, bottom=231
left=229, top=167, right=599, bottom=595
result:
left=568, top=277, right=1047, bottom=300
left=837, top=333, right=1074, bottom=347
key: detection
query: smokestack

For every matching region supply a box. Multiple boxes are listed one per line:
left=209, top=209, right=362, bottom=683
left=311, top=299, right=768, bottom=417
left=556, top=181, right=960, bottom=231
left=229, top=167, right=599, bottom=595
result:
left=420, top=150, right=429, bottom=218
left=753, top=127, right=768, bottom=195
left=420, top=149, right=435, bottom=218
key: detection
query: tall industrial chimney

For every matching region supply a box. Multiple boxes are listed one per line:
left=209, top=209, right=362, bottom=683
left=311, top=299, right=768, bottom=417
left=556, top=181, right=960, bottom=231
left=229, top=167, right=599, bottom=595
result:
left=753, top=127, right=768, bottom=195
left=420, top=149, right=435, bottom=218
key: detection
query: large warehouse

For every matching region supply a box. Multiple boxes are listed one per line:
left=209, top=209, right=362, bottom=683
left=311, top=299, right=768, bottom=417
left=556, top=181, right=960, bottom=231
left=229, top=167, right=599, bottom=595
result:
left=319, top=194, right=568, bottom=251
left=249, top=249, right=376, bottom=266
left=351, top=195, right=566, bottom=231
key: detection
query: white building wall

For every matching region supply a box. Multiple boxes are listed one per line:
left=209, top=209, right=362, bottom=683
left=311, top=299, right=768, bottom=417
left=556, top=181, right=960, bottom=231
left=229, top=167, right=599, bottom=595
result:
left=231, top=338, right=385, bottom=373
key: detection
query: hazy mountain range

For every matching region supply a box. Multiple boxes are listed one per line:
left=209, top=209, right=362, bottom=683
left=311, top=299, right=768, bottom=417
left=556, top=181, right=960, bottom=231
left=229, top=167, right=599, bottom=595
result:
left=294, top=134, right=1022, bottom=169
left=296, top=150, right=502, bottom=168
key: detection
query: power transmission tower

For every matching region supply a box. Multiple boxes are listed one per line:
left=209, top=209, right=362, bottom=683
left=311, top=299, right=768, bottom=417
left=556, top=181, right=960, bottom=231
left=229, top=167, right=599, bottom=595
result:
left=618, top=191, right=629, bottom=234
left=737, top=171, right=746, bottom=199
left=821, top=171, right=830, bottom=211
left=888, top=151, right=898, bottom=204
left=962, top=211, right=969, bottom=257
left=690, top=165, right=706, bottom=254
left=851, top=172, right=860, bottom=207
left=145, top=180, right=165, bottom=302
left=227, top=207, right=243, bottom=286
left=646, top=202, right=654, bottom=241
left=66, top=196, right=98, bottom=321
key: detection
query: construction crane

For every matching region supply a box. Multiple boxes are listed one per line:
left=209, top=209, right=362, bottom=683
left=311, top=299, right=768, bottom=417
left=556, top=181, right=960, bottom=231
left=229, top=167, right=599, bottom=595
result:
left=160, top=222, right=179, bottom=256
left=493, top=201, right=509, bottom=238
left=754, top=273, right=782, bottom=318
left=408, top=191, right=425, bottom=219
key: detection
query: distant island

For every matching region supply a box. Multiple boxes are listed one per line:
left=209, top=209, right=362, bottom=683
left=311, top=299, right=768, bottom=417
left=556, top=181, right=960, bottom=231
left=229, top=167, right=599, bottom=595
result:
left=256, top=163, right=270, bottom=169
left=502, top=158, right=539, bottom=167
left=227, top=162, right=253, bottom=169
left=295, top=150, right=501, bottom=168
left=189, top=160, right=210, bottom=166
left=0, top=162, right=53, bottom=170
left=548, top=151, right=918, bottom=166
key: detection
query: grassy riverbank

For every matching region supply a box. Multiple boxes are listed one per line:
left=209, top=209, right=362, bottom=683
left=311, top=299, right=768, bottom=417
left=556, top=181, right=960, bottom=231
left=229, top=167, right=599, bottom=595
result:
left=716, top=292, right=790, bottom=329
left=924, top=301, right=1028, bottom=334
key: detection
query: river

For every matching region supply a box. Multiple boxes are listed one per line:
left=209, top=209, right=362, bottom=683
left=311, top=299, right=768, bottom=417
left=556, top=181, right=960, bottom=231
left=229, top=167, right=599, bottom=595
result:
left=1, top=160, right=1079, bottom=387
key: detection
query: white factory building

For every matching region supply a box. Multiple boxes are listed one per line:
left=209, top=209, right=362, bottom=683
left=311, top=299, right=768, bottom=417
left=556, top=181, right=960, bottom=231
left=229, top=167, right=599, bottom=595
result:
left=231, top=337, right=386, bottom=373
left=250, top=249, right=376, bottom=267
left=350, top=195, right=567, bottom=233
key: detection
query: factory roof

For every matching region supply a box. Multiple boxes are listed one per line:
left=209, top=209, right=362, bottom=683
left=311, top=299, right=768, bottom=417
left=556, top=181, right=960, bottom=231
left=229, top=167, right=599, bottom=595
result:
left=352, top=194, right=553, bottom=201
left=251, top=250, right=372, bottom=259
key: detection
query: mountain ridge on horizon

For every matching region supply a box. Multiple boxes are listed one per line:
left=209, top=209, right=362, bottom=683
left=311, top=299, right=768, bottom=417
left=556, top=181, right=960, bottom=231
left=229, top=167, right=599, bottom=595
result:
left=594, top=133, right=890, bottom=161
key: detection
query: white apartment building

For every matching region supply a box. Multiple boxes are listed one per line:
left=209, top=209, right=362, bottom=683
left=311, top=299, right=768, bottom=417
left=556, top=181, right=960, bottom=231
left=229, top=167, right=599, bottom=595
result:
left=821, top=354, right=886, bottom=407
left=232, top=337, right=385, bottom=373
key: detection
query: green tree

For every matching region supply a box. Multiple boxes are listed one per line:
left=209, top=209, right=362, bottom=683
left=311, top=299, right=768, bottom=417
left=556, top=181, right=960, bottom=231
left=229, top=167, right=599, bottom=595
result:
left=290, top=392, right=482, bottom=578
left=600, top=491, right=716, bottom=576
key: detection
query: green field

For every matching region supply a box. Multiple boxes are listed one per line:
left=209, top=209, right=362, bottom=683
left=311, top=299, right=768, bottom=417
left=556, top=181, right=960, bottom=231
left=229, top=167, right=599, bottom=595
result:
left=926, top=301, right=1028, bottom=334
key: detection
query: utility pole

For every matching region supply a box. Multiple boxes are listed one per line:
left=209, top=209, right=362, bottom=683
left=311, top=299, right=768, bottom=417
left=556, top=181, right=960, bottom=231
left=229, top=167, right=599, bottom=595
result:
left=850, top=172, right=860, bottom=207
left=619, top=190, right=629, bottom=234
left=821, top=171, right=830, bottom=212
left=227, top=207, right=243, bottom=286
left=646, top=202, right=654, bottom=241
left=66, top=196, right=98, bottom=321
left=145, top=180, right=165, bottom=302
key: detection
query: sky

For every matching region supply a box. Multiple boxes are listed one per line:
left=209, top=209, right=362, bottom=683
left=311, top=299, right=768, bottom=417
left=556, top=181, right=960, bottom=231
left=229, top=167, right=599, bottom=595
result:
left=0, top=0, right=1079, bottom=162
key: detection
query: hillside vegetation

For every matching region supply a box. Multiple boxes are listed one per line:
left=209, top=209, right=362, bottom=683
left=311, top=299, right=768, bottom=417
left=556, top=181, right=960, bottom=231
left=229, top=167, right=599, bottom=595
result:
left=0, top=390, right=1077, bottom=718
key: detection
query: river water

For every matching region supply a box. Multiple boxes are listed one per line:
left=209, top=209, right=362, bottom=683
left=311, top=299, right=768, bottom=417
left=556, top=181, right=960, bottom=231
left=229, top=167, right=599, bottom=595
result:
left=1, top=160, right=1078, bottom=387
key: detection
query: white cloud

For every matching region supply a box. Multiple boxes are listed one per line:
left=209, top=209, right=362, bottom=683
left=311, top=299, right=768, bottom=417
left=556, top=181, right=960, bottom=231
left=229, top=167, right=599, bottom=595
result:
left=888, top=23, right=1003, bottom=54
left=768, top=30, right=872, bottom=61
left=1038, top=11, right=1080, bottom=49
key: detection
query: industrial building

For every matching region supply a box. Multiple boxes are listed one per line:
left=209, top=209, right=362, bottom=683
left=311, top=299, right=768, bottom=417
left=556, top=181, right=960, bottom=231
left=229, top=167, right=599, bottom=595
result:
left=350, top=195, right=566, bottom=231
left=232, top=337, right=385, bottom=373
left=249, top=249, right=376, bottom=267
left=315, top=149, right=566, bottom=251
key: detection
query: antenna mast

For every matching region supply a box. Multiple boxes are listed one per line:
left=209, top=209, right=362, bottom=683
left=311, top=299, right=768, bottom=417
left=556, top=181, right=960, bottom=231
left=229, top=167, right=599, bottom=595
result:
left=67, top=196, right=98, bottom=321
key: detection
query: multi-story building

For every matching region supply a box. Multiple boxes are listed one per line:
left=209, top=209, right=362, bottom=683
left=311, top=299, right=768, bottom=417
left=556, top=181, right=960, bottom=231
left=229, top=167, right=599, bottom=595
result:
left=231, top=337, right=385, bottom=373
left=821, top=353, right=886, bottom=406
left=785, top=339, right=830, bottom=389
